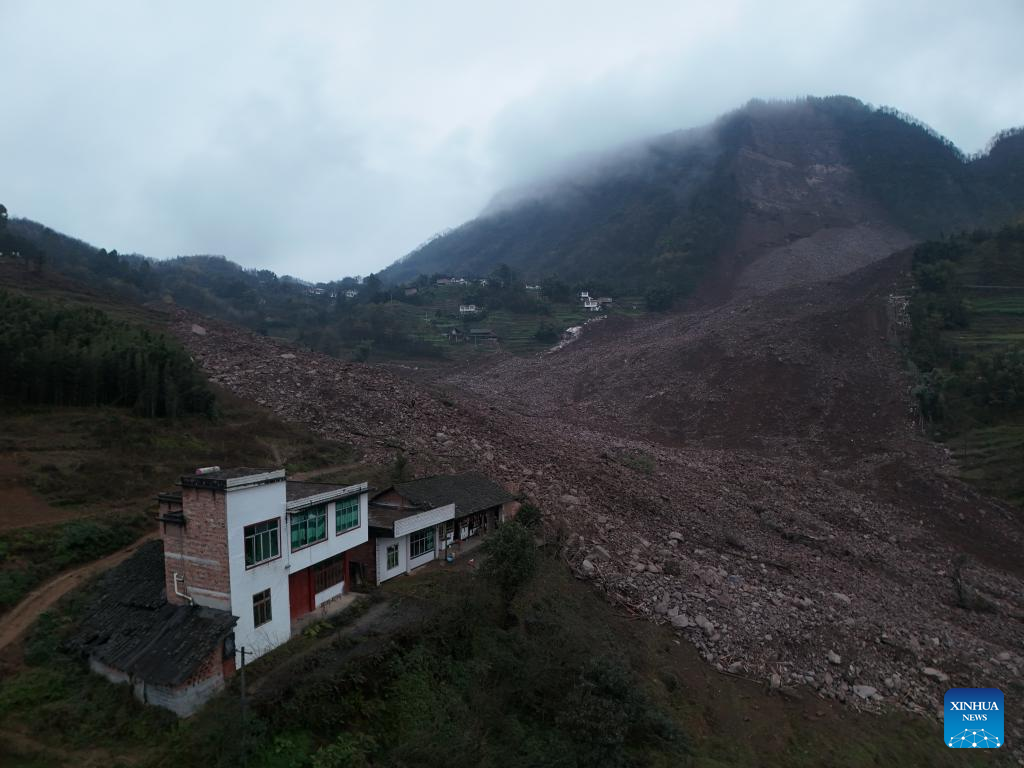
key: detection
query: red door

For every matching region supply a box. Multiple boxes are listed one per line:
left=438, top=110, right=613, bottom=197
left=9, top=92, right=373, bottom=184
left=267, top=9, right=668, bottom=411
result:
left=288, top=569, right=314, bottom=621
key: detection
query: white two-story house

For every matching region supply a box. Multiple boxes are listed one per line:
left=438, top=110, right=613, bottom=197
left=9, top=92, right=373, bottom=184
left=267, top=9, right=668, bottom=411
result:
left=159, top=467, right=369, bottom=660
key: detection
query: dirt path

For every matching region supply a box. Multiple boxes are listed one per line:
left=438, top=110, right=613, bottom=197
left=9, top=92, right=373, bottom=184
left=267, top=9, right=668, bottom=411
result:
left=0, top=531, right=159, bottom=652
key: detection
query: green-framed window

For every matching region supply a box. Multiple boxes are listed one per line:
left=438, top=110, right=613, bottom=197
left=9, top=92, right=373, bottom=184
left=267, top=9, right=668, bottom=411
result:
left=291, top=505, right=327, bottom=550
left=244, top=519, right=280, bottom=567
left=386, top=543, right=400, bottom=570
left=335, top=497, right=359, bottom=533
left=252, top=588, right=272, bottom=627
left=409, top=528, right=434, bottom=559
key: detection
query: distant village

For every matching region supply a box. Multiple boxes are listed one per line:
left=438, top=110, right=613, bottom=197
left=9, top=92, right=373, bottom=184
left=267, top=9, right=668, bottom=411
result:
left=70, top=466, right=519, bottom=716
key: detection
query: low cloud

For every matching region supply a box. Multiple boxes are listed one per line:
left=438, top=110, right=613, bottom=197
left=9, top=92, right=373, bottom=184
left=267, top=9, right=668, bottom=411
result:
left=0, top=0, right=1021, bottom=280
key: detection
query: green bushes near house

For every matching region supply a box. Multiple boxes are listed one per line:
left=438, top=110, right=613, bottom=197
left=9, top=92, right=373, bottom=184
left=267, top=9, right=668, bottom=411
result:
left=0, top=514, right=151, bottom=613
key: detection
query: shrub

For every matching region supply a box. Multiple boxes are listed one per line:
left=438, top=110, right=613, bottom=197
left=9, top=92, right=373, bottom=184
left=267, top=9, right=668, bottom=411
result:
left=514, top=503, right=542, bottom=530
left=479, top=521, right=538, bottom=617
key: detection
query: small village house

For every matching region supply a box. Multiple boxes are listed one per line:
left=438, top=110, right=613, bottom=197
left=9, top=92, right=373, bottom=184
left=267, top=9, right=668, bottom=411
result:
left=70, top=466, right=371, bottom=716
left=443, top=326, right=464, bottom=344
left=159, top=468, right=370, bottom=657
left=459, top=304, right=478, bottom=315
left=69, top=466, right=516, bottom=717
left=67, top=540, right=237, bottom=718
left=349, top=472, right=516, bottom=585
left=468, top=328, right=498, bottom=345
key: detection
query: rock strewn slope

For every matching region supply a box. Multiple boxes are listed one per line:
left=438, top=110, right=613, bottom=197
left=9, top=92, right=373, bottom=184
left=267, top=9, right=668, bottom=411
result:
left=170, top=255, right=1024, bottom=738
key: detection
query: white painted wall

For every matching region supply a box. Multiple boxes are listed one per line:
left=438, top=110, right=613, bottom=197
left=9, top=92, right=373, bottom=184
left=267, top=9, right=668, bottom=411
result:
left=225, top=486, right=370, bottom=661
left=393, top=503, right=454, bottom=538
left=376, top=535, right=407, bottom=584
left=225, top=481, right=291, bottom=660
left=314, top=581, right=345, bottom=607
left=407, top=541, right=435, bottom=572
left=286, top=493, right=369, bottom=573
left=89, top=659, right=225, bottom=718
left=376, top=520, right=446, bottom=584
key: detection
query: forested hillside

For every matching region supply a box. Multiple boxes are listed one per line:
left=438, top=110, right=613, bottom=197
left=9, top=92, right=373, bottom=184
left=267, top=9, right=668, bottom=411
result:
left=5, top=96, right=1024, bottom=356
left=908, top=224, right=1024, bottom=504
left=0, top=290, right=215, bottom=417
left=3, top=218, right=447, bottom=360
left=1, top=219, right=635, bottom=362
left=381, top=97, right=1024, bottom=298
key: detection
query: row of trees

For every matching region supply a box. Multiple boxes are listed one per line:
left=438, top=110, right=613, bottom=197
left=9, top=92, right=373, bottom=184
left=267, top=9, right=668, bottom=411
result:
left=0, top=291, right=216, bottom=418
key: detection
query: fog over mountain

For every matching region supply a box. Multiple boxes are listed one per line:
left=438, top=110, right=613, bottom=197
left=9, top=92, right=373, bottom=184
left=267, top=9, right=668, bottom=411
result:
left=1, top=1, right=1023, bottom=280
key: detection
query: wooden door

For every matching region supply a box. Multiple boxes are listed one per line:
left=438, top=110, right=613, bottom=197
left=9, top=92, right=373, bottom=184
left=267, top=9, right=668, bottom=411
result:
left=288, top=569, right=313, bottom=621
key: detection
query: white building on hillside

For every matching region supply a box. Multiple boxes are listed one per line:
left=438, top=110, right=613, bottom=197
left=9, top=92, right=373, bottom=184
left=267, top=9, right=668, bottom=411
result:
left=158, top=468, right=369, bottom=660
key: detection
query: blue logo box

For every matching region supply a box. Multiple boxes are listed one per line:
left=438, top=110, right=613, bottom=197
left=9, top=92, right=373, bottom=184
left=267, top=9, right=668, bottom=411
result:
left=944, top=688, right=1004, bottom=748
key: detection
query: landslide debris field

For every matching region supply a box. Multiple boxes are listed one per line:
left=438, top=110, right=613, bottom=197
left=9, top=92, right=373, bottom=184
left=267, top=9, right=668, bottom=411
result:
left=171, top=250, right=1023, bottom=742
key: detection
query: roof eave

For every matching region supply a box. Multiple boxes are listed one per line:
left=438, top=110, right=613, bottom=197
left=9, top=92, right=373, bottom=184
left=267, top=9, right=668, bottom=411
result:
left=286, top=482, right=368, bottom=511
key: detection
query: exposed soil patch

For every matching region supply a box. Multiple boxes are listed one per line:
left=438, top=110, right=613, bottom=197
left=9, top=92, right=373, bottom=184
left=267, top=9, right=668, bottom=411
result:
left=0, top=456, right=79, bottom=531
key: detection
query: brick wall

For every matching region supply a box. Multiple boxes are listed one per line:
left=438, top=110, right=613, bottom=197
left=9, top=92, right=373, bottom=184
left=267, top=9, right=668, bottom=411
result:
left=163, top=487, right=231, bottom=609
left=158, top=497, right=183, bottom=517
left=346, top=539, right=378, bottom=589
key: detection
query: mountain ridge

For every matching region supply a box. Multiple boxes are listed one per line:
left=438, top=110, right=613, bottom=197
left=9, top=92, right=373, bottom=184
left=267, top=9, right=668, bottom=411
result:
left=380, top=96, right=1024, bottom=300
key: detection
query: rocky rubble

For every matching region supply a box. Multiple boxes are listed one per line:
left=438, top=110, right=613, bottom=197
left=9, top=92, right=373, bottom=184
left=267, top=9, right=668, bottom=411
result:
left=171, top=261, right=1024, bottom=753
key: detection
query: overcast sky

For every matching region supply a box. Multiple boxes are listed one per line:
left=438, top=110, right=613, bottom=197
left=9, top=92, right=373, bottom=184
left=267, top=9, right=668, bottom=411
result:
left=1, top=1, right=1022, bottom=281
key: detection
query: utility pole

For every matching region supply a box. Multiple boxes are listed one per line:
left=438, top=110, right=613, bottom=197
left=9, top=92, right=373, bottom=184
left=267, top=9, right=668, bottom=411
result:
left=239, top=645, right=248, bottom=768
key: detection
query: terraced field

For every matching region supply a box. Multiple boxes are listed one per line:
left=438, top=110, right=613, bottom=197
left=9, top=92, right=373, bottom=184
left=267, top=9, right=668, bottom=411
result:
left=948, top=424, right=1024, bottom=505
left=399, top=286, right=649, bottom=357
left=951, top=291, right=1024, bottom=349
left=917, top=229, right=1024, bottom=507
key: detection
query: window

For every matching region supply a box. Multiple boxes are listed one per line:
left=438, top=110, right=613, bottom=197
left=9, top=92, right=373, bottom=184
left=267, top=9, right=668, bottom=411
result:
left=252, top=589, right=272, bottom=628
left=313, top=554, right=345, bottom=593
left=386, top=543, right=400, bottom=570
left=291, top=505, right=327, bottom=550
left=244, top=519, right=280, bottom=567
left=335, top=497, right=359, bottom=533
left=409, top=528, right=435, bottom=559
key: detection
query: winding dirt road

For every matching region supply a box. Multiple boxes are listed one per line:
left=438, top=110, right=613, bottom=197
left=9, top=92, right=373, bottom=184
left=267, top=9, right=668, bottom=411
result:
left=0, top=531, right=158, bottom=652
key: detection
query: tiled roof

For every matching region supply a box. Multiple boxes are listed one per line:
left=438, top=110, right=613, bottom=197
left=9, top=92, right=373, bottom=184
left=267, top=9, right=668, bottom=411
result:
left=66, top=540, right=236, bottom=688
left=386, top=472, right=513, bottom=518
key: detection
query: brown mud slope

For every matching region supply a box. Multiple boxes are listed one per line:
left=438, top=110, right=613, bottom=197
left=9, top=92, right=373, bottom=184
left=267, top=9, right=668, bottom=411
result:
left=169, top=252, right=1023, bottom=743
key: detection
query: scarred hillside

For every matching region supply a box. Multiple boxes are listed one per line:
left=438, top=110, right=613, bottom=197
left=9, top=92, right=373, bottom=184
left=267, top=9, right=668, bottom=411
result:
left=381, top=97, right=1024, bottom=303
left=170, top=241, right=1024, bottom=734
